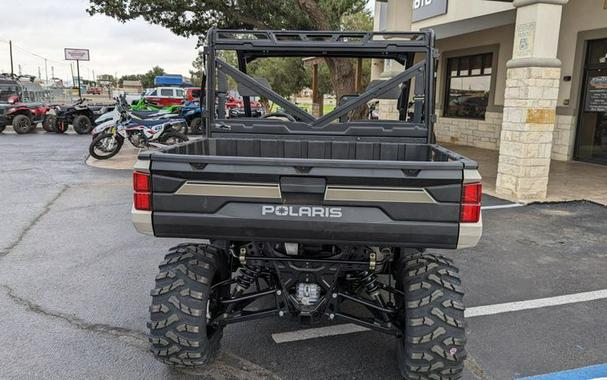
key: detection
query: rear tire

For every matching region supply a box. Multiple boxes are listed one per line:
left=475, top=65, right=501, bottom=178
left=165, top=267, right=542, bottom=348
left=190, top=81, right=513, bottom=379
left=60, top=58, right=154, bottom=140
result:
left=43, top=115, right=57, bottom=132
left=149, top=244, right=229, bottom=368
left=396, top=252, right=466, bottom=379
left=13, top=115, right=34, bottom=134
left=159, top=130, right=188, bottom=145
left=73, top=115, right=93, bottom=134
left=188, top=117, right=204, bottom=135
left=0, top=124, right=5, bottom=133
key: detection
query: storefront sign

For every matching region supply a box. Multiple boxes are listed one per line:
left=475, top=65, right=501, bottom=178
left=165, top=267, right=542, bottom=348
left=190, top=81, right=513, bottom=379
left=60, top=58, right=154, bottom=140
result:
left=514, top=23, right=535, bottom=58
left=64, top=48, right=90, bottom=61
left=585, top=76, right=607, bottom=112
left=412, top=0, right=448, bottom=22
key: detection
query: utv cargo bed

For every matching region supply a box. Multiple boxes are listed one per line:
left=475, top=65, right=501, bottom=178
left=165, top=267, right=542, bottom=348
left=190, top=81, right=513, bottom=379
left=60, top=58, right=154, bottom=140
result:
left=135, top=137, right=480, bottom=249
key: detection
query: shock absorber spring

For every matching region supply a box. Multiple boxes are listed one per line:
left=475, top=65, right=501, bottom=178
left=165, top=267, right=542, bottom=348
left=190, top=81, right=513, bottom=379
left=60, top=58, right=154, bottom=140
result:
left=360, top=272, right=390, bottom=323
left=223, top=264, right=261, bottom=316
left=360, top=272, right=381, bottom=296
left=235, top=265, right=260, bottom=292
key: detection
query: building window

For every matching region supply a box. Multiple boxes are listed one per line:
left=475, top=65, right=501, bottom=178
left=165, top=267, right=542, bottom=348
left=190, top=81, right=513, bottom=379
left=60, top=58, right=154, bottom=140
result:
left=444, top=53, right=493, bottom=119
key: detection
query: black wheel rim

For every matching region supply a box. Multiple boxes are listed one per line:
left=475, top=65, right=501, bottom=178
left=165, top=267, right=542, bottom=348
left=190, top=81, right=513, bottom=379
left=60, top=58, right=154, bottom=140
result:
left=18, top=119, right=29, bottom=130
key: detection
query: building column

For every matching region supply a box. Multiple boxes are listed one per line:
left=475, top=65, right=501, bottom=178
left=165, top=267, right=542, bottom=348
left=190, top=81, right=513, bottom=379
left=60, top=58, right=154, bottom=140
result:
left=377, top=0, right=413, bottom=120
left=496, top=0, right=568, bottom=202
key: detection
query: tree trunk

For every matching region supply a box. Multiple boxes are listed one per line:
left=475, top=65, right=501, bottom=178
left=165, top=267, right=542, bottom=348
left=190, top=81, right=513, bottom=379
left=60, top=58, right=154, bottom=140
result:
left=325, top=58, right=367, bottom=120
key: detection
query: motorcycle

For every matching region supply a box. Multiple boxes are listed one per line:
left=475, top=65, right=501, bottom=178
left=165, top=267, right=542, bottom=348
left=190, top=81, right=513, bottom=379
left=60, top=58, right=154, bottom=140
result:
left=89, top=96, right=188, bottom=160
left=131, top=98, right=182, bottom=113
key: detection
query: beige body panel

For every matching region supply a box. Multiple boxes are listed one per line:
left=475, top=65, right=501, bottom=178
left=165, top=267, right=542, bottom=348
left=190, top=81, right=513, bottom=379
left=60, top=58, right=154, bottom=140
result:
left=324, top=186, right=437, bottom=204
left=132, top=206, right=154, bottom=236
left=457, top=216, right=483, bottom=249
left=175, top=182, right=282, bottom=199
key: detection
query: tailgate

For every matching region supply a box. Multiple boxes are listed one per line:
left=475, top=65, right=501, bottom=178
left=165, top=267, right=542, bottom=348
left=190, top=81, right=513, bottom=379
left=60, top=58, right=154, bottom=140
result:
left=135, top=153, right=473, bottom=249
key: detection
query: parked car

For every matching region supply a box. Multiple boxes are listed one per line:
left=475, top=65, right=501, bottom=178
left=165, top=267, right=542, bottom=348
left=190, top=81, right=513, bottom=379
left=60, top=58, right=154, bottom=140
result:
left=184, top=87, right=203, bottom=102
left=122, top=92, right=144, bottom=105
left=87, top=87, right=103, bottom=95
left=134, top=29, right=482, bottom=379
left=144, top=87, right=185, bottom=107
left=225, top=95, right=265, bottom=118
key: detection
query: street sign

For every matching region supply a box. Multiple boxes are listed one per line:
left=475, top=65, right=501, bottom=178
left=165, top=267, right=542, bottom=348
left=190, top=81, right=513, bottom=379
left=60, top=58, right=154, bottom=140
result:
left=64, top=48, right=90, bottom=61
left=412, top=0, right=448, bottom=22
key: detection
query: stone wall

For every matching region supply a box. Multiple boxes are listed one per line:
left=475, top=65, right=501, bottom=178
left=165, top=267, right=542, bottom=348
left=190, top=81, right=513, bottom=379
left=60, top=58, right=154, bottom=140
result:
left=435, top=112, right=503, bottom=150
left=552, top=114, right=577, bottom=161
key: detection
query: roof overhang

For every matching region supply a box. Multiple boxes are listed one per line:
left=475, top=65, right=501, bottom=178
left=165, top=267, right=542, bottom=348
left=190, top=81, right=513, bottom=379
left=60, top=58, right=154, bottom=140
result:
left=421, top=9, right=516, bottom=39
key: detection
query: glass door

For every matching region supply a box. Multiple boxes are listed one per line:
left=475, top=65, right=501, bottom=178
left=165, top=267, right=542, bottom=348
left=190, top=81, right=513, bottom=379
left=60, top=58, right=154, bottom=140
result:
left=575, top=38, right=607, bottom=164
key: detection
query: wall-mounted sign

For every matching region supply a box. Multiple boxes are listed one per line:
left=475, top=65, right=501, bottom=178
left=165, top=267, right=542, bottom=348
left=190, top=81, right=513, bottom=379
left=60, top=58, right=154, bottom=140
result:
left=64, top=48, right=90, bottom=61
left=412, top=0, right=448, bottom=22
left=513, top=22, right=536, bottom=59
left=585, top=76, right=607, bottom=112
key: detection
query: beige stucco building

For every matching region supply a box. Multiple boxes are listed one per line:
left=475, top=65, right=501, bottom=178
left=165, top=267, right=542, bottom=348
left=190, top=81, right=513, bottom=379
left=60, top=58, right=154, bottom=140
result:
left=373, top=0, right=607, bottom=202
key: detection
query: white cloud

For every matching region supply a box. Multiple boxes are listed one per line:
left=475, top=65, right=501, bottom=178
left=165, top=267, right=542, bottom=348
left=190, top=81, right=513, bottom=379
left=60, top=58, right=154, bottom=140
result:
left=0, top=0, right=199, bottom=83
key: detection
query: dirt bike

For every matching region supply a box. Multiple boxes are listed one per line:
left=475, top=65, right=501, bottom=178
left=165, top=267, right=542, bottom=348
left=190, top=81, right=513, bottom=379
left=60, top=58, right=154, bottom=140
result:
left=89, top=100, right=188, bottom=160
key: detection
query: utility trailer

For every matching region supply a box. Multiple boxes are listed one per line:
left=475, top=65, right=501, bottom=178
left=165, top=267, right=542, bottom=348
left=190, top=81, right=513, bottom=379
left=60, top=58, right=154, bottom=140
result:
left=132, top=28, right=482, bottom=379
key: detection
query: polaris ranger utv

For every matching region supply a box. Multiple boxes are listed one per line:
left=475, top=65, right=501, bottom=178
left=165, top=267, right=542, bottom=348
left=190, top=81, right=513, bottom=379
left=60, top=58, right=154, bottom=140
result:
left=132, top=29, right=482, bottom=379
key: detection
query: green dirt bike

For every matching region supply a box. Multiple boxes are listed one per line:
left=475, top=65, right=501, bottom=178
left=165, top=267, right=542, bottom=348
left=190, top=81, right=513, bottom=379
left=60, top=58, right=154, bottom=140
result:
left=131, top=98, right=182, bottom=113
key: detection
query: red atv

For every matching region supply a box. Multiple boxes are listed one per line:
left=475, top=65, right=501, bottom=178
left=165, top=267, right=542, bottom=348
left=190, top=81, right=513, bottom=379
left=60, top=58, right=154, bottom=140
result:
left=2, top=96, right=50, bottom=134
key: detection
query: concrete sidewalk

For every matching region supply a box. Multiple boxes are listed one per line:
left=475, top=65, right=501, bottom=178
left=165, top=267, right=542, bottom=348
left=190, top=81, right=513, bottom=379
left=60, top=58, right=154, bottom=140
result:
left=445, top=144, right=607, bottom=205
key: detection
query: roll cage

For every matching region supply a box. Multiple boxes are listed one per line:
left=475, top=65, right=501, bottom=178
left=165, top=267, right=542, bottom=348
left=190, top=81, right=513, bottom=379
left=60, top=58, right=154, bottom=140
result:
left=203, top=28, right=437, bottom=143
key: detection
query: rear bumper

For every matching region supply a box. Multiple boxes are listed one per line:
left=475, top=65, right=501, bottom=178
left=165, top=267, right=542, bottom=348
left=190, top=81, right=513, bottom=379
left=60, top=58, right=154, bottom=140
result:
left=150, top=203, right=460, bottom=248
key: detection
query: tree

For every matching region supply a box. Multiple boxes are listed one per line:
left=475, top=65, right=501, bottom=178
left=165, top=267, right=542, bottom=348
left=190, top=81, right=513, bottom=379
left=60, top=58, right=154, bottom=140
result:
left=141, top=66, right=166, bottom=88
left=189, top=51, right=204, bottom=87
left=87, top=0, right=368, bottom=101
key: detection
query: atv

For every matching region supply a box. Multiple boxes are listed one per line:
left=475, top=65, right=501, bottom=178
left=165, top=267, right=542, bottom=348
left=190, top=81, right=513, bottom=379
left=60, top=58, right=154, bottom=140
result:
left=133, top=29, right=482, bottom=379
left=1, top=96, right=48, bottom=134
left=53, top=99, right=98, bottom=134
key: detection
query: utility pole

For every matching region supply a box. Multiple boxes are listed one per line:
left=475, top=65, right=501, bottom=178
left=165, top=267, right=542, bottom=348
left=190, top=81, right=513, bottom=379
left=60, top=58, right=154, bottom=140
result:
left=51, top=66, right=54, bottom=79
left=38, top=66, right=41, bottom=80
left=44, top=58, right=48, bottom=84
left=9, top=40, right=14, bottom=77
left=18, top=64, right=22, bottom=76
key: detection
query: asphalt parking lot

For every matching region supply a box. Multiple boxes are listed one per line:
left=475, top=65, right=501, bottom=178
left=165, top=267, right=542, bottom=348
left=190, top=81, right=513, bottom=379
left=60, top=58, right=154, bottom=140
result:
left=1, top=129, right=606, bottom=379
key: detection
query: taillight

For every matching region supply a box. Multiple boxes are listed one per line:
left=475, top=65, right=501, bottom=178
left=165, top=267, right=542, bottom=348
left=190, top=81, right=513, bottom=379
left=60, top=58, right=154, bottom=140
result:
left=133, top=171, right=150, bottom=192
left=133, top=171, right=151, bottom=211
left=461, top=182, right=482, bottom=223
left=133, top=192, right=151, bottom=210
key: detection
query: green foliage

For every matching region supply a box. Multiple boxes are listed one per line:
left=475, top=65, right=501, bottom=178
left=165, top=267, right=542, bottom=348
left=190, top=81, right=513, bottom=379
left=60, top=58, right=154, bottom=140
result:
left=90, top=1, right=373, bottom=99
left=87, top=0, right=367, bottom=40
left=119, top=66, right=165, bottom=88
left=189, top=51, right=204, bottom=87
left=248, top=58, right=307, bottom=98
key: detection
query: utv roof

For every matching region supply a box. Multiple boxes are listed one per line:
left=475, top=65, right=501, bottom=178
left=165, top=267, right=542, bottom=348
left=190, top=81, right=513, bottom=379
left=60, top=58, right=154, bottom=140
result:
left=206, top=29, right=434, bottom=60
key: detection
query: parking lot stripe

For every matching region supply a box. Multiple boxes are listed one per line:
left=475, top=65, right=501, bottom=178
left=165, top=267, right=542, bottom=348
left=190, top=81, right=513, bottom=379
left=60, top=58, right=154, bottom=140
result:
left=272, top=289, right=607, bottom=343
left=272, top=323, right=370, bottom=343
left=517, top=362, right=607, bottom=379
left=465, top=289, right=607, bottom=318
left=481, top=203, right=524, bottom=210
